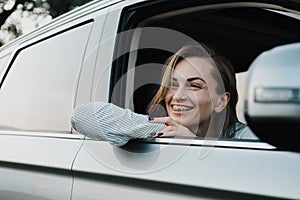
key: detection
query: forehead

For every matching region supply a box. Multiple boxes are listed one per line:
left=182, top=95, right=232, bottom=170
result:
left=173, top=57, right=214, bottom=80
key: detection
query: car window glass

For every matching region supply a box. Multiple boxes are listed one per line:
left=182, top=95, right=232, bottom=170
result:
left=0, top=23, right=92, bottom=132
left=114, top=3, right=300, bottom=142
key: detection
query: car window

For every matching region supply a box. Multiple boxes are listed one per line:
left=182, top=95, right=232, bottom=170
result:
left=0, top=22, right=92, bottom=132
left=110, top=2, right=300, bottom=142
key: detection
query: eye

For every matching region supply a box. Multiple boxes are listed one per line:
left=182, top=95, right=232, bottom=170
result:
left=190, top=83, right=201, bottom=88
left=187, top=82, right=203, bottom=90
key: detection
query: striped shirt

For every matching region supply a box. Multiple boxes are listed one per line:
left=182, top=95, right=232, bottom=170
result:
left=71, top=102, right=164, bottom=146
left=71, top=102, right=258, bottom=146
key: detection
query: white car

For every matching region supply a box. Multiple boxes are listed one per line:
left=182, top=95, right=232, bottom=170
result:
left=0, top=0, right=300, bottom=199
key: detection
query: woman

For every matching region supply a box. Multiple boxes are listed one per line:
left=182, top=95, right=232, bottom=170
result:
left=148, top=44, right=254, bottom=139
left=71, top=44, right=257, bottom=146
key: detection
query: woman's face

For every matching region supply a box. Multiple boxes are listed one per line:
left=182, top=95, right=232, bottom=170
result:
left=165, top=57, right=219, bottom=129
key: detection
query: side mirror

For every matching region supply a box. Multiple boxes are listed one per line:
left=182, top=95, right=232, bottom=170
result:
left=245, top=43, right=300, bottom=151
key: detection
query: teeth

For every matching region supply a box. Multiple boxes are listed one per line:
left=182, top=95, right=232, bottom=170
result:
left=172, top=105, right=191, bottom=111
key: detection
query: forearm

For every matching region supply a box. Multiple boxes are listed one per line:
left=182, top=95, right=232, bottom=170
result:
left=70, top=102, right=164, bottom=146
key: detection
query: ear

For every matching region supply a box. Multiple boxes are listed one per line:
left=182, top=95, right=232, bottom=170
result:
left=215, top=92, right=230, bottom=113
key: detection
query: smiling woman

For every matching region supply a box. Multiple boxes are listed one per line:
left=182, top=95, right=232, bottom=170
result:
left=149, top=57, right=222, bottom=138
left=148, top=44, right=257, bottom=139
left=71, top=44, right=258, bottom=146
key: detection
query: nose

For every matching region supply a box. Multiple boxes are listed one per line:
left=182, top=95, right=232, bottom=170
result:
left=172, top=86, right=187, bottom=100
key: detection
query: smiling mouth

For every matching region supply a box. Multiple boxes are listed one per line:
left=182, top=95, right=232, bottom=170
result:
left=171, top=105, right=193, bottom=112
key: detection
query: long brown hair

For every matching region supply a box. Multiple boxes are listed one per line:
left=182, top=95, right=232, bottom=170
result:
left=147, top=44, right=239, bottom=137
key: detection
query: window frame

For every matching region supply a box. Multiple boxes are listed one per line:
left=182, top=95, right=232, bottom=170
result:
left=0, top=20, right=94, bottom=133
left=108, top=0, right=300, bottom=147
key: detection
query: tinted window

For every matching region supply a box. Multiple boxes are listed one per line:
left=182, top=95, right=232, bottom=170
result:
left=115, top=5, right=300, bottom=116
left=0, top=23, right=92, bottom=132
left=113, top=3, right=300, bottom=142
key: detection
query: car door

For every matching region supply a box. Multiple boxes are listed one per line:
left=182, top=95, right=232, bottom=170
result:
left=71, top=0, right=300, bottom=199
left=0, top=16, right=94, bottom=199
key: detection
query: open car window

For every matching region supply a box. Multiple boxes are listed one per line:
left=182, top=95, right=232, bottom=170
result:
left=109, top=1, right=300, bottom=142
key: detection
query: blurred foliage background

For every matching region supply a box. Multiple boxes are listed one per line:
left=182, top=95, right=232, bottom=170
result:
left=0, top=0, right=94, bottom=46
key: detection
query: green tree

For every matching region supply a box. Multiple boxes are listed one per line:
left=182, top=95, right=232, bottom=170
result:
left=0, top=0, right=93, bottom=46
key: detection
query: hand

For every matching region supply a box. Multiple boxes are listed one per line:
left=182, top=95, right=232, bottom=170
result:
left=149, top=117, right=195, bottom=137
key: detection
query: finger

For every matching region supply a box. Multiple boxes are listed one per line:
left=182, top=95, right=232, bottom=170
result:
left=166, top=131, right=177, bottom=137
left=161, top=125, right=175, bottom=132
left=149, top=117, right=176, bottom=126
left=152, top=126, right=176, bottom=137
left=152, top=132, right=164, bottom=138
left=152, top=131, right=177, bottom=137
left=149, top=116, right=169, bottom=124
left=158, top=131, right=177, bottom=137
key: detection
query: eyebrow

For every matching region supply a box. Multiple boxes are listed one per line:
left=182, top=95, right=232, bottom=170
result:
left=172, top=77, right=206, bottom=83
left=187, top=77, right=206, bottom=83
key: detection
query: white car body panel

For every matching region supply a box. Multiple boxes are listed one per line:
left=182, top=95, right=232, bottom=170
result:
left=0, top=132, right=83, bottom=199
left=72, top=139, right=300, bottom=199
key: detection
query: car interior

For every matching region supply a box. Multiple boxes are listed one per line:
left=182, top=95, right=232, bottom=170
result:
left=110, top=2, right=300, bottom=122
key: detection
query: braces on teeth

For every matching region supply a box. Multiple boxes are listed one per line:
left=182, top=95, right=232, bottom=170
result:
left=172, top=105, right=190, bottom=111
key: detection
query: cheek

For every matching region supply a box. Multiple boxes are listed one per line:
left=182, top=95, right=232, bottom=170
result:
left=193, top=91, right=211, bottom=106
left=165, top=90, right=173, bottom=104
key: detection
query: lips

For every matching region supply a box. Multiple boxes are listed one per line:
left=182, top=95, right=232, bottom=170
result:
left=171, top=104, right=193, bottom=112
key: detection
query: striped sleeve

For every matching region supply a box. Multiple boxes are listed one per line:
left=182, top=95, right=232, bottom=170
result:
left=70, top=102, right=164, bottom=146
left=232, top=124, right=259, bottom=140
